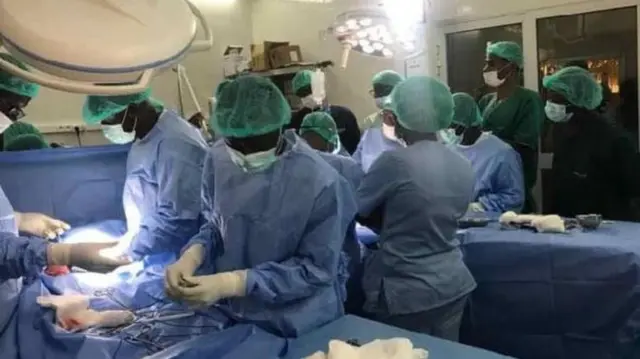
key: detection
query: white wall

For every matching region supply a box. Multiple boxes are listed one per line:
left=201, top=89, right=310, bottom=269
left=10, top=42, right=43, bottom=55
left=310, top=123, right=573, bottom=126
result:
left=433, top=0, right=593, bottom=23
left=251, top=0, right=399, bottom=121
left=25, top=0, right=253, bottom=146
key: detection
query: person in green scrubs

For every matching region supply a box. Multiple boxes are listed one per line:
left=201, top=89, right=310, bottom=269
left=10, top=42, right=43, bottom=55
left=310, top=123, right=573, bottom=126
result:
left=478, top=41, right=544, bottom=213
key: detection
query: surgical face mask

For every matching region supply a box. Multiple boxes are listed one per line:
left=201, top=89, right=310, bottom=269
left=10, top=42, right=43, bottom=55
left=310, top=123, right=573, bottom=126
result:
left=483, top=71, right=505, bottom=88
left=439, top=128, right=462, bottom=145
left=0, top=111, right=12, bottom=134
left=102, top=124, right=135, bottom=144
left=483, top=64, right=512, bottom=88
left=545, top=101, right=573, bottom=123
left=301, top=95, right=320, bottom=109
left=374, top=96, right=388, bottom=109
left=226, top=145, right=278, bottom=172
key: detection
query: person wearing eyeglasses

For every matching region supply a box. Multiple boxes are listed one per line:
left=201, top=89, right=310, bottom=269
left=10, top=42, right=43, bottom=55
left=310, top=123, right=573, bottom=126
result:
left=0, top=54, right=39, bottom=151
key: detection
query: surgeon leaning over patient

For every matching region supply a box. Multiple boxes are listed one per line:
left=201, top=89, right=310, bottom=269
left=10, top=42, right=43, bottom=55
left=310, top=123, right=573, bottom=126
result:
left=0, top=54, right=39, bottom=151
left=352, top=70, right=405, bottom=172
left=82, top=90, right=208, bottom=260
left=357, top=76, right=476, bottom=341
left=300, top=111, right=365, bottom=315
left=479, top=41, right=544, bottom=213
left=543, top=66, right=640, bottom=221
left=165, top=75, right=357, bottom=337
left=444, top=93, right=524, bottom=213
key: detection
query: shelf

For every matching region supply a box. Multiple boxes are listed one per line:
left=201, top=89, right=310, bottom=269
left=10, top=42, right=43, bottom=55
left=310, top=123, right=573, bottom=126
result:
left=225, top=60, right=333, bottom=79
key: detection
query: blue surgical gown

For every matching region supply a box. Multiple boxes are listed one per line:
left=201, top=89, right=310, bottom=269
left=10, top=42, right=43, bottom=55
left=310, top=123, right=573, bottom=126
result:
left=123, top=110, right=208, bottom=260
left=0, top=185, right=48, bottom=359
left=317, top=152, right=365, bottom=306
left=357, top=140, right=477, bottom=315
left=188, top=130, right=358, bottom=337
left=352, top=127, right=403, bottom=172
left=453, top=133, right=525, bottom=213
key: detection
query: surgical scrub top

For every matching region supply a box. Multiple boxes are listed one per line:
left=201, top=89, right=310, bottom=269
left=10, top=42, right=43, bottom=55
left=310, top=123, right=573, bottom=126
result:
left=357, top=140, right=476, bottom=315
left=0, top=185, right=48, bottom=359
left=187, top=131, right=358, bottom=337
left=453, top=132, right=525, bottom=213
left=479, top=88, right=544, bottom=212
left=478, top=88, right=544, bottom=150
left=123, top=110, right=208, bottom=260
left=317, top=151, right=365, bottom=294
left=352, top=127, right=403, bottom=173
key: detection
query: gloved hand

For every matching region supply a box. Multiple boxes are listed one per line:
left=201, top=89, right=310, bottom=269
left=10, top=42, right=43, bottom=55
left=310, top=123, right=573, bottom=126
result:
left=15, top=212, right=70, bottom=239
left=164, top=244, right=205, bottom=300
left=176, top=270, right=248, bottom=307
left=468, top=202, right=485, bottom=212
left=47, top=242, right=131, bottom=273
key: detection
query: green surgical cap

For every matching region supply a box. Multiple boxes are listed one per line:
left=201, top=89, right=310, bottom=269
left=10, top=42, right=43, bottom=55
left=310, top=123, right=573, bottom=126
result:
left=212, top=75, right=291, bottom=138
left=292, top=70, right=313, bottom=93
left=372, top=70, right=404, bottom=88
left=388, top=76, right=454, bottom=133
left=215, top=80, right=232, bottom=97
left=543, top=66, right=603, bottom=110
left=5, top=134, right=48, bottom=151
left=487, top=41, right=523, bottom=68
left=82, top=89, right=158, bottom=124
left=3, top=122, right=47, bottom=151
left=452, top=93, right=483, bottom=127
left=0, top=53, right=40, bottom=98
left=300, top=112, right=338, bottom=145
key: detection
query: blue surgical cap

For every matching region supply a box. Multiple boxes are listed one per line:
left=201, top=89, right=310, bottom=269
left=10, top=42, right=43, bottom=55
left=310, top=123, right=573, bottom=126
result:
left=487, top=41, right=523, bottom=68
left=212, top=75, right=291, bottom=138
left=543, top=66, right=603, bottom=110
left=452, top=93, right=483, bottom=127
left=0, top=53, right=40, bottom=98
left=387, top=76, right=454, bottom=133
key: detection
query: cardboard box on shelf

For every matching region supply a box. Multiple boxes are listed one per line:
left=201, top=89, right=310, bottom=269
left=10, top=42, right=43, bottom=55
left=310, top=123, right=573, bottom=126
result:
left=250, top=41, right=289, bottom=71
left=270, top=45, right=303, bottom=69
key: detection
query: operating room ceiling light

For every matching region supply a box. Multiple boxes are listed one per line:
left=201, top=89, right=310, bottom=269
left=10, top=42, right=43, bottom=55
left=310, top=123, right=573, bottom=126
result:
left=0, top=0, right=213, bottom=95
left=330, top=7, right=419, bottom=68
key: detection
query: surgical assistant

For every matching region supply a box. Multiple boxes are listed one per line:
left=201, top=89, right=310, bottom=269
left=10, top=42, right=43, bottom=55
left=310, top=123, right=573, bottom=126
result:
left=353, top=71, right=406, bottom=173
left=288, top=70, right=361, bottom=154
left=0, top=54, right=39, bottom=151
left=359, top=70, right=404, bottom=131
left=479, top=41, right=544, bottom=213
left=165, top=75, right=358, bottom=337
left=357, top=76, right=476, bottom=341
left=82, top=90, right=208, bottom=260
left=543, top=66, right=640, bottom=220
left=299, top=111, right=365, bottom=315
left=445, top=93, right=524, bottom=213
left=0, top=184, right=127, bottom=359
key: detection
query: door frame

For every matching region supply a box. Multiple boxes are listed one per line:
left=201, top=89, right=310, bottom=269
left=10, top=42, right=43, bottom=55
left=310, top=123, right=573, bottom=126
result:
left=438, top=0, right=640, bottom=211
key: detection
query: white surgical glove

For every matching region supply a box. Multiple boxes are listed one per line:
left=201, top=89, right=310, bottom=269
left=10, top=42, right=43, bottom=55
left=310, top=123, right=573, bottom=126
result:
left=531, top=215, right=565, bottom=233
left=15, top=212, right=70, bottom=240
left=468, top=202, right=485, bottom=212
left=47, top=242, right=131, bottom=272
left=177, top=270, right=248, bottom=307
left=164, top=244, right=205, bottom=299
